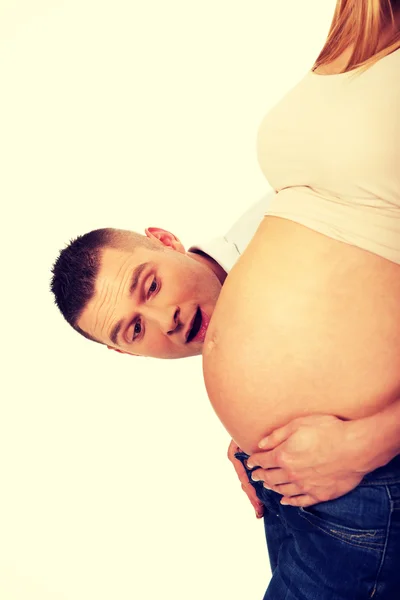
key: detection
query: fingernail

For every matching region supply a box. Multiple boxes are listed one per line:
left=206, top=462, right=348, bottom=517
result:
left=258, top=438, right=268, bottom=448
left=280, top=499, right=289, bottom=505
left=247, top=463, right=254, bottom=469
left=251, top=473, right=260, bottom=481
left=256, top=512, right=263, bottom=519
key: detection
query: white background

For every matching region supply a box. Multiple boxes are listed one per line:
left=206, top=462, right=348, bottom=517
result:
left=0, top=1, right=335, bottom=598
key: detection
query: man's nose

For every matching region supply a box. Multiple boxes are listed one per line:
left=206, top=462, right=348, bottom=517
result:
left=145, top=305, right=180, bottom=334
left=165, top=307, right=180, bottom=334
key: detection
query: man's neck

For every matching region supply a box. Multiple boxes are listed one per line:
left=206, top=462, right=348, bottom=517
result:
left=188, top=250, right=227, bottom=285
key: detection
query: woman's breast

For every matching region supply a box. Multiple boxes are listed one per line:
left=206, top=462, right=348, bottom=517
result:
left=202, top=217, right=400, bottom=454
left=256, top=65, right=400, bottom=199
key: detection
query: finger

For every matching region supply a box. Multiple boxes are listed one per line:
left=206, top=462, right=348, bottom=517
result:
left=273, top=482, right=303, bottom=496
left=227, top=443, right=264, bottom=518
left=230, top=452, right=252, bottom=487
left=227, top=439, right=242, bottom=461
left=251, top=468, right=291, bottom=487
left=280, top=494, right=318, bottom=507
left=258, top=423, right=293, bottom=449
left=241, top=481, right=265, bottom=517
left=246, top=449, right=280, bottom=470
left=227, top=442, right=252, bottom=491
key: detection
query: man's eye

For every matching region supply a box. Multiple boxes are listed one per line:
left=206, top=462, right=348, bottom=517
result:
left=132, top=320, right=142, bottom=340
left=148, top=278, right=157, bottom=297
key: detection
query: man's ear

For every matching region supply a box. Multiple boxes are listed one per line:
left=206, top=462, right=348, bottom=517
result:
left=107, top=346, right=140, bottom=357
left=145, top=227, right=186, bottom=253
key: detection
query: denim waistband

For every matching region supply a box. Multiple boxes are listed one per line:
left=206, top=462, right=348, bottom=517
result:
left=234, top=452, right=400, bottom=486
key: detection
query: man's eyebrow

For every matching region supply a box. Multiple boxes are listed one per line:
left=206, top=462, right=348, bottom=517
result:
left=127, top=262, right=149, bottom=297
left=110, top=321, right=122, bottom=346
left=109, top=262, right=149, bottom=346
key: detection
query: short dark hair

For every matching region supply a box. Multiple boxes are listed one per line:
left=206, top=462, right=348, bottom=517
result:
left=50, top=227, right=153, bottom=343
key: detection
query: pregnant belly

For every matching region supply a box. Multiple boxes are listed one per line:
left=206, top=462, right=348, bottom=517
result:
left=202, top=217, right=400, bottom=454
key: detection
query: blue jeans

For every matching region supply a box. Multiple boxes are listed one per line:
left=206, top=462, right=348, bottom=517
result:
left=234, top=452, right=400, bottom=599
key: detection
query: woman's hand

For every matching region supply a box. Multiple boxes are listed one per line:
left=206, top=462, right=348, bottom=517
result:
left=227, top=439, right=264, bottom=518
left=246, top=415, right=368, bottom=507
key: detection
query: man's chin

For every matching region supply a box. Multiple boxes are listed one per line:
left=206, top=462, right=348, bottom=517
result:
left=184, top=344, right=203, bottom=358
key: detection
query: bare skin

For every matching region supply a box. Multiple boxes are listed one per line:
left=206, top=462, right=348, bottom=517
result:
left=203, top=217, right=400, bottom=454
left=225, top=25, right=400, bottom=511
left=230, top=398, right=400, bottom=512
left=69, top=209, right=400, bottom=512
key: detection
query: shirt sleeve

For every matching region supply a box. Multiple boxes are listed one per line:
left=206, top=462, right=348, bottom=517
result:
left=189, top=192, right=275, bottom=273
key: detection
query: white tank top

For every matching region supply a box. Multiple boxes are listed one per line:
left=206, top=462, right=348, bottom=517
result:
left=257, top=48, right=400, bottom=264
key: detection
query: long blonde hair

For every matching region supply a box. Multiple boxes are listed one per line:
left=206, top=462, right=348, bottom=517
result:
left=313, top=0, right=400, bottom=73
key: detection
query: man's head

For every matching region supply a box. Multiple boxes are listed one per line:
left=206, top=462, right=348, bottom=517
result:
left=51, top=227, right=225, bottom=358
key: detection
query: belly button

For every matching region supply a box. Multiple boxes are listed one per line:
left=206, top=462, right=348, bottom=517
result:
left=204, top=332, right=218, bottom=355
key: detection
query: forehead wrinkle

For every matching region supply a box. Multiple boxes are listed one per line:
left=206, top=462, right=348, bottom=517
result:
left=95, top=282, right=115, bottom=336
left=96, top=253, right=136, bottom=341
left=92, top=277, right=112, bottom=335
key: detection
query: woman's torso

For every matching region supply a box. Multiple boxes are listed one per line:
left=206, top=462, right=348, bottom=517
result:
left=258, top=48, right=400, bottom=264
left=202, top=50, right=400, bottom=454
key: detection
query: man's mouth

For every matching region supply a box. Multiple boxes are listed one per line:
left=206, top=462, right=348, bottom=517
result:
left=185, top=307, right=210, bottom=344
left=186, top=307, right=203, bottom=343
